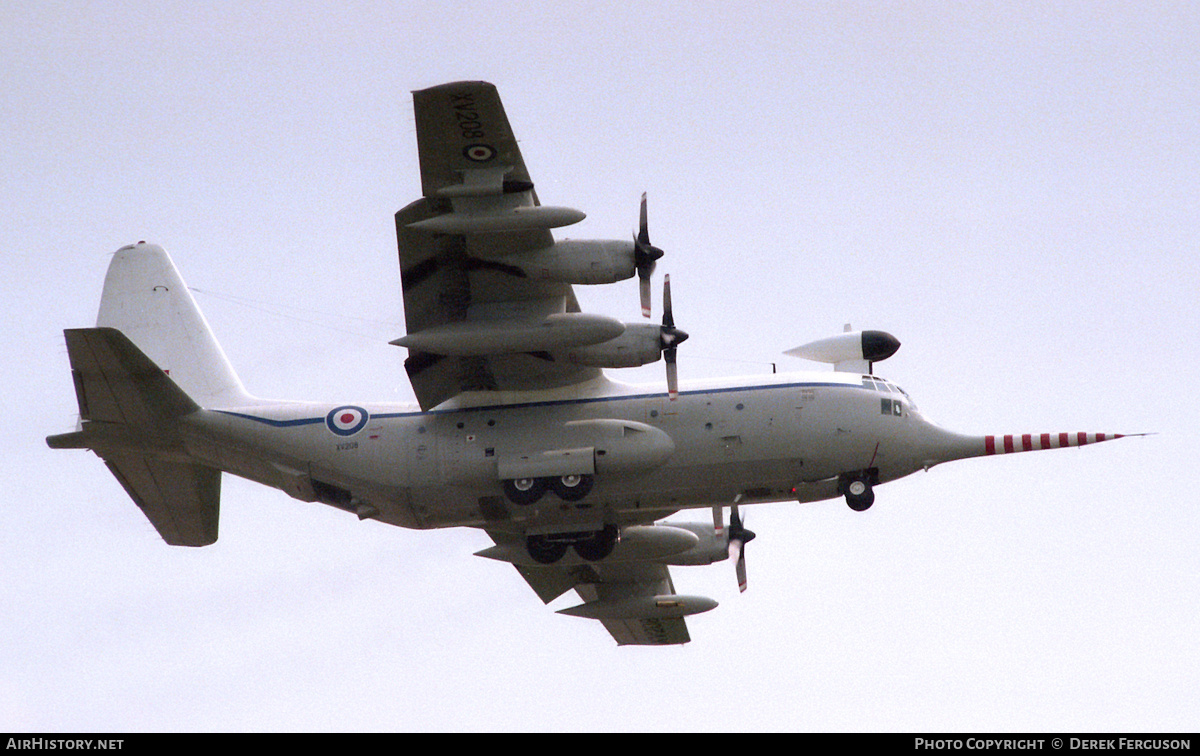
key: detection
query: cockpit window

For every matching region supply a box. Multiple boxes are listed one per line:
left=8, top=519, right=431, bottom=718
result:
left=869, top=376, right=918, bottom=412
left=893, top=384, right=916, bottom=410
left=863, top=376, right=899, bottom=393
left=862, top=376, right=884, bottom=390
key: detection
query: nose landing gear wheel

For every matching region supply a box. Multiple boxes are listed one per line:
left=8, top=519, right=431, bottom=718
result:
left=550, top=474, right=594, bottom=502
left=504, top=477, right=548, bottom=506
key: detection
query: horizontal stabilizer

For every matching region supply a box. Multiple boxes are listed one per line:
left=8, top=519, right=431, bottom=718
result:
left=103, top=453, right=221, bottom=547
left=63, top=327, right=198, bottom=426
left=50, top=327, right=221, bottom=547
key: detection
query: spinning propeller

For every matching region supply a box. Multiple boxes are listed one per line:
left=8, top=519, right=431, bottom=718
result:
left=728, top=504, right=756, bottom=592
left=634, top=193, right=665, bottom=318
left=715, top=502, right=757, bottom=592
left=629, top=193, right=683, bottom=398
left=660, top=274, right=688, bottom=400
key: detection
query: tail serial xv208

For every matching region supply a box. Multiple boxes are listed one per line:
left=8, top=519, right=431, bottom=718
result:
left=48, top=82, right=1138, bottom=645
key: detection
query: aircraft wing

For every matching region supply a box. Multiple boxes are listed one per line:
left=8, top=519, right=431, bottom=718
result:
left=396, top=81, right=602, bottom=410
left=485, top=531, right=695, bottom=646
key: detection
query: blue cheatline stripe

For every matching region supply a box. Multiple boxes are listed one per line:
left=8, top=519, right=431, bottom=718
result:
left=212, top=412, right=328, bottom=428
left=214, top=380, right=865, bottom=427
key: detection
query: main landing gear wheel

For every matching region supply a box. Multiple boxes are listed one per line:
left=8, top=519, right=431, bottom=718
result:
left=504, top=477, right=548, bottom=506
left=550, top=474, right=594, bottom=502
left=525, top=535, right=568, bottom=565
left=844, top=477, right=875, bottom=512
left=573, top=524, right=618, bottom=562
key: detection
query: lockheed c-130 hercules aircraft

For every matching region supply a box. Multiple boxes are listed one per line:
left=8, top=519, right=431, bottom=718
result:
left=48, top=81, right=1139, bottom=645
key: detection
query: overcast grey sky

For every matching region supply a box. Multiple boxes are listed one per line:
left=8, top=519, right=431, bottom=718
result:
left=3, top=1, right=1197, bottom=731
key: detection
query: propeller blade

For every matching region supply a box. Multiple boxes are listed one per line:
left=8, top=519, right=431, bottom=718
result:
left=728, top=538, right=742, bottom=565
left=727, top=504, right=756, bottom=593
left=729, top=504, right=745, bottom=538
left=634, top=193, right=664, bottom=319
left=661, top=274, right=674, bottom=328
left=665, top=354, right=679, bottom=400
left=659, top=274, right=688, bottom=400
left=736, top=550, right=748, bottom=593
left=657, top=273, right=696, bottom=403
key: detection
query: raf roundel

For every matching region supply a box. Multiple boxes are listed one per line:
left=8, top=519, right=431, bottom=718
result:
left=463, top=144, right=496, bottom=162
left=326, top=406, right=370, bottom=437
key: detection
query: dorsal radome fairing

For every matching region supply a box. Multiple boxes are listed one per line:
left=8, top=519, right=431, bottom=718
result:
left=860, top=330, right=902, bottom=363
left=784, top=329, right=901, bottom=374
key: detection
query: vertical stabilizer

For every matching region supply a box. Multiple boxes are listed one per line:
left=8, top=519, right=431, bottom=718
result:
left=97, top=242, right=252, bottom=408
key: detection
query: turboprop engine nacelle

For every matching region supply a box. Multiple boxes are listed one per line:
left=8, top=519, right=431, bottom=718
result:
left=785, top=329, right=901, bottom=374
left=504, top=240, right=636, bottom=285
left=653, top=523, right=729, bottom=566
left=556, top=322, right=663, bottom=368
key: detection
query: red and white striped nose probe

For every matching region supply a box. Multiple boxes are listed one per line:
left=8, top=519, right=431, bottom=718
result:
left=983, top=432, right=1142, bottom=456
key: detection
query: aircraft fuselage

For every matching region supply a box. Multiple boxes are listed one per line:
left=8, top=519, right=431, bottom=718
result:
left=183, top=371, right=983, bottom=535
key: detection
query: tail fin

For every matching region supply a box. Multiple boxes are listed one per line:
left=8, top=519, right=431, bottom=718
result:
left=48, top=241, right=247, bottom=547
left=96, top=242, right=252, bottom=408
